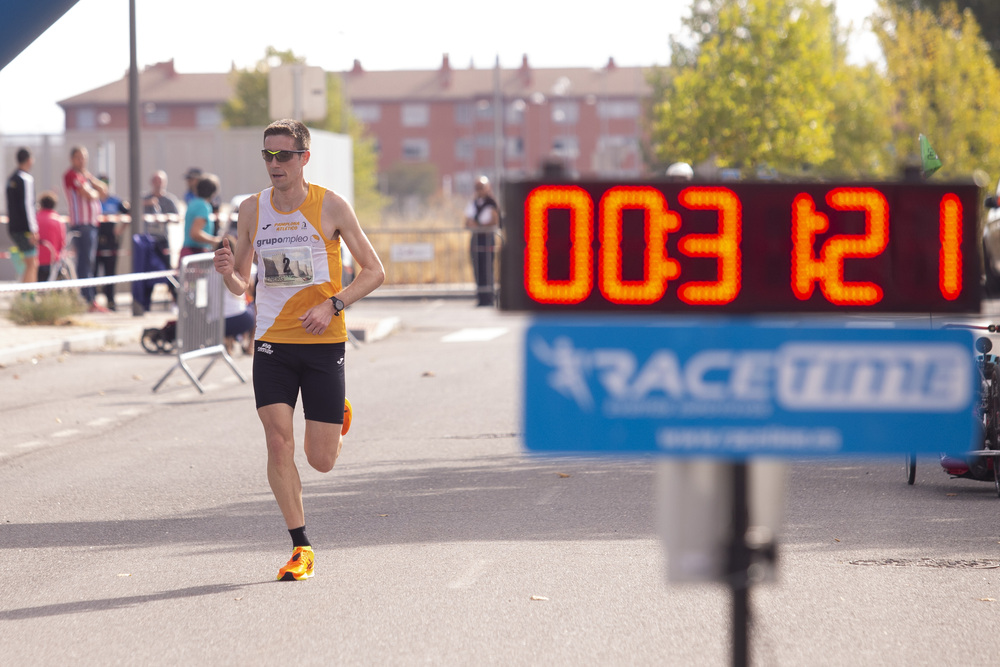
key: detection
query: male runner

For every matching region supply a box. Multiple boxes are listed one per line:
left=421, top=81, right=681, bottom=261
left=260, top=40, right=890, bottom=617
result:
left=213, top=119, right=384, bottom=580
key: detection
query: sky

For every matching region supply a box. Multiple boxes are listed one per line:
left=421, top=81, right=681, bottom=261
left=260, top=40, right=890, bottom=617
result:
left=0, top=0, right=881, bottom=135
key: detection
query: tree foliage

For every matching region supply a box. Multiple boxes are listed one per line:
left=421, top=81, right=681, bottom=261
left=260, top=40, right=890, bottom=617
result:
left=882, top=0, right=1000, bottom=67
left=221, top=47, right=302, bottom=127
left=872, top=1, right=1000, bottom=179
left=649, top=0, right=892, bottom=178
left=221, top=47, right=386, bottom=221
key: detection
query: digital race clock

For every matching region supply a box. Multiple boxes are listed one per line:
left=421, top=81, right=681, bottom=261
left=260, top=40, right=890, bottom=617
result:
left=499, top=181, right=982, bottom=314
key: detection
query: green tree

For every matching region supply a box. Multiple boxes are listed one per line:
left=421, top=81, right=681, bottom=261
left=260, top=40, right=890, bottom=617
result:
left=872, top=2, right=1000, bottom=179
left=221, top=47, right=303, bottom=127
left=221, top=47, right=386, bottom=222
left=824, top=58, right=894, bottom=178
left=649, top=0, right=892, bottom=177
left=882, top=0, right=1000, bottom=67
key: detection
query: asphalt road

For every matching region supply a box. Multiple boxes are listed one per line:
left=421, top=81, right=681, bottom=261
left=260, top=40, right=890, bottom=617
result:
left=1, top=298, right=999, bottom=666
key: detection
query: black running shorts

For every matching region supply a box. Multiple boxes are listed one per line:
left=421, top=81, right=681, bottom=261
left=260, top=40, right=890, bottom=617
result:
left=252, top=341, right=346, bottom=424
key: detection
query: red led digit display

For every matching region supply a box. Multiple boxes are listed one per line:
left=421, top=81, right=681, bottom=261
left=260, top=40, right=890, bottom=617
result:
left=501, top=180, right=981, bottom=314
left=598, top=186, right=680, bottom=305
left=677, top=186, right=741, bottom=305
left=791, top=188, right=889, bottom=306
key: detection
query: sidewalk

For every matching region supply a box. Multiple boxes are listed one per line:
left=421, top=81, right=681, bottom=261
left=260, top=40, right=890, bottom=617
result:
left=0, top=290, right=177, bottom=367
left=0, top=282, right=477, bottom=367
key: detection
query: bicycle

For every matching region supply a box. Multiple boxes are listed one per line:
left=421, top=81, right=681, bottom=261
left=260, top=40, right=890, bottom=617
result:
left=39, top=230, right=79, bottom=282
left=907, top=326, right=1000, bottom=497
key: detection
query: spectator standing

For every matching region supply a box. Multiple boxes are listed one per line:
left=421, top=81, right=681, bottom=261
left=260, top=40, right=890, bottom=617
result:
left=142, top=170, right=181, bottom=218
left=96, top=175, right=129, bottom=311
left=63, top=146, right=108, bottom=311
left=35, top=192, right=66, bottom=282
left=5, top=147, right=38, bottom=283
left=181, top=175, right=222, bottom=262
left=143, top=170, right=184, bottom=270
left=183, top=167, right=202, bottom=206
left=463, top=175, right=500, bottom=307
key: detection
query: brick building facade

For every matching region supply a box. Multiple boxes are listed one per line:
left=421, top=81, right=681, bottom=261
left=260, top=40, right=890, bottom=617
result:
left=58, top=55, right=653, bottom=196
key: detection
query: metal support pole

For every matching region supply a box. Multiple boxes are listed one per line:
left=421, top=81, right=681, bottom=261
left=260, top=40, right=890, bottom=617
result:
left=729, top=462, right=750, bottom=667
left=128, top=0, right=145, bottom=315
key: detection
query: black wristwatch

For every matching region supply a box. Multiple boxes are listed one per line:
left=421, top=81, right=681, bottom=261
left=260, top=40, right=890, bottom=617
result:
left=329, top=296, right=345, bottom=317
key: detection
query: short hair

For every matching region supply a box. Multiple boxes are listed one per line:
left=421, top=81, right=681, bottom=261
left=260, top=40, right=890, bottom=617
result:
left=39, top=191, right=57, bottom=210
left=196, top=175, right=218, bottom=199
left=16, top=147, right=30, bottom=165
left=264, top=119, right=311, bottom=151
left=70, top=146, right=86, bottom=159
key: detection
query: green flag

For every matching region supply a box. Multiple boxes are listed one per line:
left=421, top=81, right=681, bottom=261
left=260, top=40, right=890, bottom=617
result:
left=919, top=134, right=942, bottom=177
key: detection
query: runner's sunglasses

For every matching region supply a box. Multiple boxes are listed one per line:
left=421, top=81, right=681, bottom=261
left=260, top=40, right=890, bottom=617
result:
left=261, top=149, right=307, bottom=162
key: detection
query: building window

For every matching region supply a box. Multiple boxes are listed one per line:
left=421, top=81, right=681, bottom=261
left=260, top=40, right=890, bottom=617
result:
left=75, top=108, right=96, bottom=130
left=552, top=135, right=580, bottom=158
left=506, top=100, right=526, bottom=125
left=551, top=101, right=579, bottom=125
left=475, top=133, right=494, bottom=149
left=475, top=99, right=493, bottom=120
left=401, top=103, right=429, bottom=127
left=196, top=106, right=222, bottom=128
left=144, top=105, right=169, bottom=125
left=505, top=137, right=525, bottom=159
left=402, top=138, right=430, bottom=161
left=353, top=103, right=381, bottom=123
left=593, top=135, right=639, bottom=172
left=455, top=137, right=473, bottom=161
left=455, top=103, right=473, bottom=125
left=597, top=99, right=640, bottom=119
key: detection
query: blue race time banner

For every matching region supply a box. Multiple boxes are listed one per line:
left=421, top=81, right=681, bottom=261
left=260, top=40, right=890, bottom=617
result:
left=523, top=320, right=977, bottom=457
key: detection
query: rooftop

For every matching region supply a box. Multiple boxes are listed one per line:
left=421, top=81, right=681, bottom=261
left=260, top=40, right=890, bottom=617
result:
left=58, top=55, right=653, bottom=109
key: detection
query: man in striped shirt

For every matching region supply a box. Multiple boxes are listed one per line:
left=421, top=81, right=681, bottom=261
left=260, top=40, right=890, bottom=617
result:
left=63, top=146, right=108, bottom=311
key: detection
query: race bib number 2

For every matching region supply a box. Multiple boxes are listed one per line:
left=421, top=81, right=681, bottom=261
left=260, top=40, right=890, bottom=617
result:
left=260, top=246, right=315, bottom=287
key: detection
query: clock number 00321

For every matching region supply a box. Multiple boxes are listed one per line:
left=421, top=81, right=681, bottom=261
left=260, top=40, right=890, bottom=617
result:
left=522, top=185, right=963, bottom=307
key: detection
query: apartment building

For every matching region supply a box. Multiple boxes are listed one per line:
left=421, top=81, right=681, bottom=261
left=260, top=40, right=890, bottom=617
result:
left=57, top=55, right=653, bottom=196
left=344, top=55, right=651, bottom=194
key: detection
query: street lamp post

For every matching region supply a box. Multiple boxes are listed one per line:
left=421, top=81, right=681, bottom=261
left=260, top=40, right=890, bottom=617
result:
left=128, top=0, right=144, bottom=315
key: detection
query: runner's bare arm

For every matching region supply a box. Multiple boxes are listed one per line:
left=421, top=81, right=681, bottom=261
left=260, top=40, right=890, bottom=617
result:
left=298, top=191, right=385, bottom=334
left=214, top=194, right=256, bottom=295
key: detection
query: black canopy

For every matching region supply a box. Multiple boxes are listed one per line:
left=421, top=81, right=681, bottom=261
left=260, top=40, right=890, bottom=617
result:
left=0, top=0, right=80, bottom=71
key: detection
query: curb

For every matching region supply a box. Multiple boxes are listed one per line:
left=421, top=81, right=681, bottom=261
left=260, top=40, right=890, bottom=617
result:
left=0, top=324, right=150, bottom=367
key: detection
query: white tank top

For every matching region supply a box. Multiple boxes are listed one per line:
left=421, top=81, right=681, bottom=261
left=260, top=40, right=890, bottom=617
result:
left=250, top=184, right=346, bottom=344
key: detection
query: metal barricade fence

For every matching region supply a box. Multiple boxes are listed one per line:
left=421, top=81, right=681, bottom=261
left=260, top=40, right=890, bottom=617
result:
left=153, top=252, right=247, bottom=393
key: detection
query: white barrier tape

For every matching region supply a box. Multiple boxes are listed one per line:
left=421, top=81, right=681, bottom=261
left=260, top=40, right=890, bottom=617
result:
left=1, top=212, right=226, bottom=224
left=0, top=269, right=177, bottom=293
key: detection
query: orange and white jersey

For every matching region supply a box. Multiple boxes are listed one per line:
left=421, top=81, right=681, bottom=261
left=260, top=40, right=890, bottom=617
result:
left=251, top=184, right=346, bottom=344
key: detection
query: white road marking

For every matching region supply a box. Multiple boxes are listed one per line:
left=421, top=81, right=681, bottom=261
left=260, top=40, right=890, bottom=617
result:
left=441, top=327, right=508, bottom=343
left=87, top=417, right=114, bottom=428
left=51, top=429, right=81, bottom=438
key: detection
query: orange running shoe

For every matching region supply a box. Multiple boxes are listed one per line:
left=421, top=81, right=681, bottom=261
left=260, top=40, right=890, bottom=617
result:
left=277, top=546, right=315, bottom=581
left=342, top=398, right=352, bottom=436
